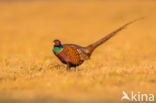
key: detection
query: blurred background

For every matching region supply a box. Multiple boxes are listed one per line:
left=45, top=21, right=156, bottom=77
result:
left=0, top=0, right=156, bottom=103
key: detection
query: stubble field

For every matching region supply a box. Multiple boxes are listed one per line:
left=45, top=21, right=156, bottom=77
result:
left=0, top=1, right=156, bottom=103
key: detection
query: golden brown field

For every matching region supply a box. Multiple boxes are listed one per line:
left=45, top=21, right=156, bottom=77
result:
left=0, top=1, right=156, bottom=103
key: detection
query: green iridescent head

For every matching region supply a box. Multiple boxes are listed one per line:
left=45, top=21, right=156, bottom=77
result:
left=53, top=40, right=63, bottom=54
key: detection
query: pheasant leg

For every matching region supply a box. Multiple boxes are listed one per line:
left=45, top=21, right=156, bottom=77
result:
left=66, top=63, right=71, bottom=71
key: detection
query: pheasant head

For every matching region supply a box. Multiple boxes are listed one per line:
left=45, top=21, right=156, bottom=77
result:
left=53, top=40, right=63, bottom=54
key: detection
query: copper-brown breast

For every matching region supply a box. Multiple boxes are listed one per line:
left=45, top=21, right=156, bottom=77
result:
left=55, top=45, right=84, bottom=66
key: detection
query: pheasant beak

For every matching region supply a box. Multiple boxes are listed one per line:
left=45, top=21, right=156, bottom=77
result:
left=53, top=42, right=55, bottom=46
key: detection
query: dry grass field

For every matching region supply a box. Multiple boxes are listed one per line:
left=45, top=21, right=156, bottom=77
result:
left=0, top=0, right=156, bottom=103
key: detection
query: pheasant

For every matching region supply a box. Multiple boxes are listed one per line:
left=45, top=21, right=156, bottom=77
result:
left=52, top=18, right=144, bottom=70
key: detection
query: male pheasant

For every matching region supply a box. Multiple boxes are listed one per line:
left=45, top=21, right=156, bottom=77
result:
left=52, top=18, right=144, bottom=70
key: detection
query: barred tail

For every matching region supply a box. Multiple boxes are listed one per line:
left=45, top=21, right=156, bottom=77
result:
left=87, top=17, right=145, bottom=56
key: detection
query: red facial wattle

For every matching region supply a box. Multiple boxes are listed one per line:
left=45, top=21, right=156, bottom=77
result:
left=56, top=41, right=60, bottom=45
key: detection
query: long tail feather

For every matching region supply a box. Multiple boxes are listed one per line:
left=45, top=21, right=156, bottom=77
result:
left=86, top=17, right=145, bottom=56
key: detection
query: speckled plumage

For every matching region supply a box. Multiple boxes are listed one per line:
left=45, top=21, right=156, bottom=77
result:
left=54, top=44, right=87, bottom=66
left=53, top=18, right=144, bottom=70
